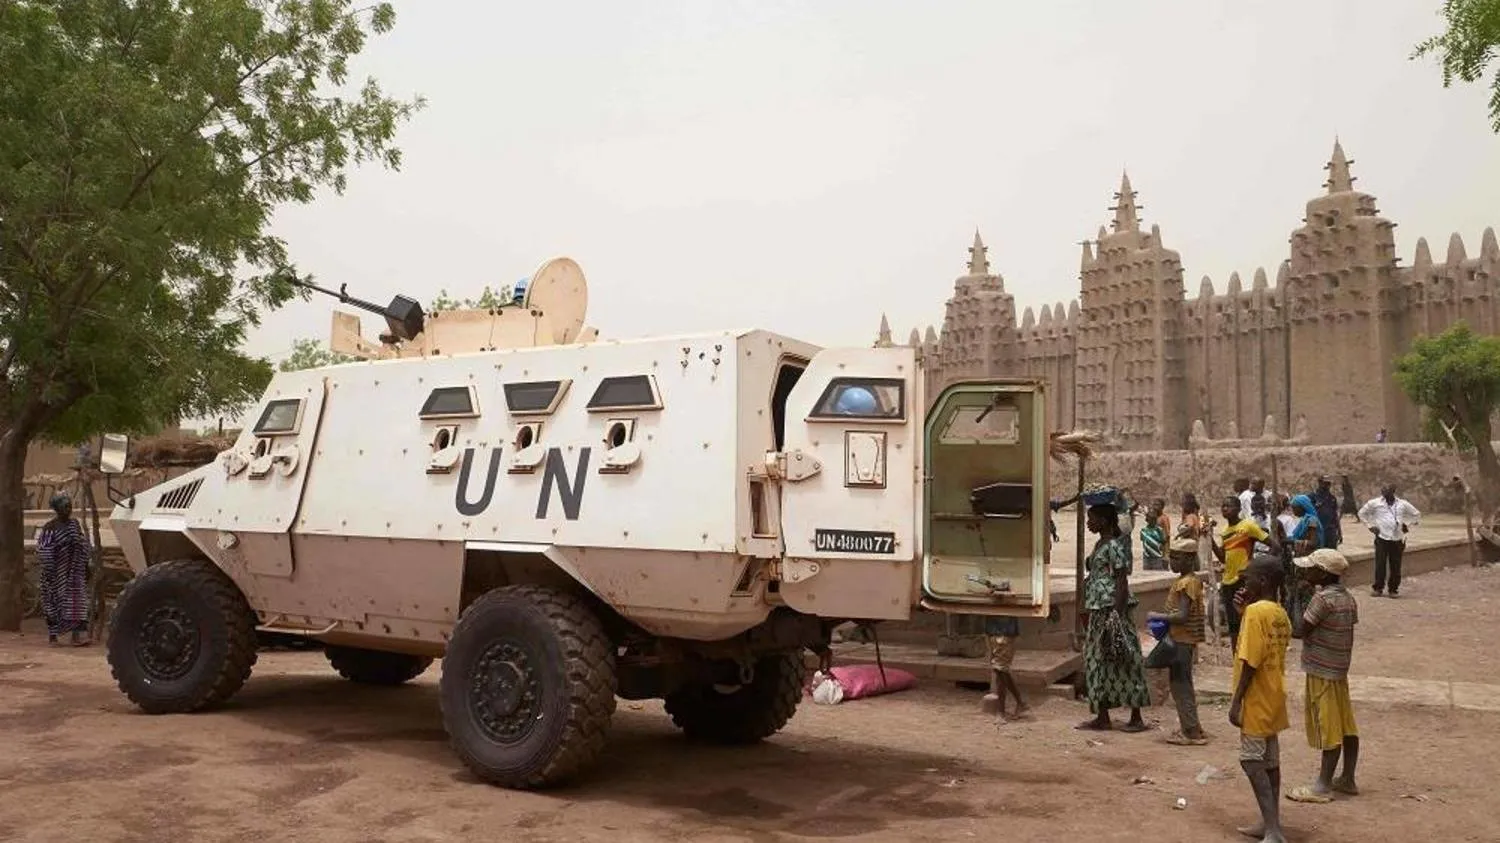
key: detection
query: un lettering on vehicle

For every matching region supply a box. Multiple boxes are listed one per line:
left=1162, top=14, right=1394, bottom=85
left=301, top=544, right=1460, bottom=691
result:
left=453, top=446, right=591, bottom=519
left=813, top=529, right=896, bottom=554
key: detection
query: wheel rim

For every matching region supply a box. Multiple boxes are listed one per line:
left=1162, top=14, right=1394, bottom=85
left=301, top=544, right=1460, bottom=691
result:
left=135, top=603, right=201, bottom=681
left=469, top=639, right=542, bottom=744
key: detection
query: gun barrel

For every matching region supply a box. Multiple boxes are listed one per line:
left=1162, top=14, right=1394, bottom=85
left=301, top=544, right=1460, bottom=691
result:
left=288, top=277, right=390, bottom=319
left=288, top=277, right=425, bottom=341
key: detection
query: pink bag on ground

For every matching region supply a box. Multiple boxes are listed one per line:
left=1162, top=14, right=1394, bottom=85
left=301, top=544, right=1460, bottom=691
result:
left=825, top=664, right=917, bottom=700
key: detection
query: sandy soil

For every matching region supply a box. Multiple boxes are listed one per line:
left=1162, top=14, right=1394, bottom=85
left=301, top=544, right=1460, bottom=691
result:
left=3, top=567, right=1498, bottom=843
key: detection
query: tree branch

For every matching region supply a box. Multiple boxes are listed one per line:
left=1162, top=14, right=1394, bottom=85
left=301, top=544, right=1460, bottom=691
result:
left=0, top=287, right=30, bottom=382
left=117, top=34, right=303, bottom=214
left=1440, top=416, right=1461, bottom=448
left=6, top=371, right=88, bottom=444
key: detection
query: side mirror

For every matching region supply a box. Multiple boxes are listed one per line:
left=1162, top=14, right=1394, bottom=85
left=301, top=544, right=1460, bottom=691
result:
left=99, top=433, right=129, bottom=475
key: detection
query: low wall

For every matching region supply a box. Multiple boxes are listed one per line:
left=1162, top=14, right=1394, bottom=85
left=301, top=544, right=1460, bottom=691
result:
left=1064, top=442, right=1474, bottom=513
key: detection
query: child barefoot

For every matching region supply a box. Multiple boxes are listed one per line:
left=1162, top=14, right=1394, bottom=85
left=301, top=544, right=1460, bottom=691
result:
left=1287, top=548, right=1360, bottom=804
left=1229, top=555, right=1293, bottom=843
left=1149, top=537, right=1208, bottom=745
left=979, top=615, right=1029, bottom=723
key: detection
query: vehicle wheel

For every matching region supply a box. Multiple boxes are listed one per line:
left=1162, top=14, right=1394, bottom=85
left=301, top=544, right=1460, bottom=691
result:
left=664, top=651, right=806, bottom=744
left=106, top=559, right=258, bottom=714
left=326, top=646, right=432, bottom=685
left=439, top=584, right=615, bottom=789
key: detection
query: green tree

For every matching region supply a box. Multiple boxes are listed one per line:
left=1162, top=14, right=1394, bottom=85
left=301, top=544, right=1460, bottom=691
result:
left=0, top=1, right=422, bottom=629
left=279, top=337, right=355, bottom=371
left=430, top=285, right=508, bottom=310
left=1394, top=323, right=1500, bottom=518
left=1413, top=0, right=1500, bottom=132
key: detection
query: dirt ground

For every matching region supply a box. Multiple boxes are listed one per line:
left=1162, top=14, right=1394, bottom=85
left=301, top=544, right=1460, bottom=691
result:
left=4, top=568, right=1499, bottom=843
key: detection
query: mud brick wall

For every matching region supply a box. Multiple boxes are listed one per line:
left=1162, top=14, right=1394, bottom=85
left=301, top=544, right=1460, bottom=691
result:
left=1064, top=442, right=1474, bottom=513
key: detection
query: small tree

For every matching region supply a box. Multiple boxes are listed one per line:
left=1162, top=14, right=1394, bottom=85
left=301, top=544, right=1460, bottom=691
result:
left=0, top=1, right=422, bottom=629
left=279, top=338, right=355, bottom=371
left=1413, top=0, right=1500, bottom=132
left=431, top=286, right=508, bottom=310
left=1394, top=322, right=1500, bottom=519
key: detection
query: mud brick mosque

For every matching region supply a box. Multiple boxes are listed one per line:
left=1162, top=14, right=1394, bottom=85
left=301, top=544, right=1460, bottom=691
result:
left=879, top=141, right=1500, bottom=452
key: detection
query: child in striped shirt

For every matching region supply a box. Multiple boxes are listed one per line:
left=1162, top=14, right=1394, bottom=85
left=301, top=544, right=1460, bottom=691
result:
left=1287, top=548, right=1360, bottom=804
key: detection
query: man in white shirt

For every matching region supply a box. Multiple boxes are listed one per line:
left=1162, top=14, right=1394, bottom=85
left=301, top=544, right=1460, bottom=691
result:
left=1358, top=485, right=1421, bottom=598
left=1239, top=477, right=1271, bottom=522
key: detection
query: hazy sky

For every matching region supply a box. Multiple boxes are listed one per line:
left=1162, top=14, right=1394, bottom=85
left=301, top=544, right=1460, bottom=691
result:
left=254, top=0, right=1498, bottom=367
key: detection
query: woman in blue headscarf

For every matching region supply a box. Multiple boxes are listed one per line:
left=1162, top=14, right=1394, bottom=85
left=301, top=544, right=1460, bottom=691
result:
left=1282, top=495, right=1323, bottom=621
left=1288, top=495, right=1324, bottom=555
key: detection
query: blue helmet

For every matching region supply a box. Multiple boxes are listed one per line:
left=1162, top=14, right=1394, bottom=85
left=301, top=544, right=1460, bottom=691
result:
left=833, top=385, right=879, bottom=416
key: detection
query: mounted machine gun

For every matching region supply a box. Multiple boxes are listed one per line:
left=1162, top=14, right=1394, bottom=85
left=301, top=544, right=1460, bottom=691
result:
left=288, top=256, right=600, bottom=361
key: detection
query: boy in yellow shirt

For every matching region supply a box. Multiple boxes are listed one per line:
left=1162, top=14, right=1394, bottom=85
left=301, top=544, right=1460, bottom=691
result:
left=1212, top=497, right=1280, bottom=646
left=1228, top=555, right=1293, bottom=843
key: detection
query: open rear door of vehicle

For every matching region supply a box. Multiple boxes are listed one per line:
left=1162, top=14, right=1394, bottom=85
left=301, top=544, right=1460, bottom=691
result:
left=920, top=379, right=1050, bottom=617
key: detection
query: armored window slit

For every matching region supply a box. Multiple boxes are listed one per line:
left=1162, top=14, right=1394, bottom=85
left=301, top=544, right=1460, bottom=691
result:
left=504, top=379, right=570, bottom=415
left=254, top=398, right=303, bottom=435
left=808, top=378, right=906, bottom=422
left=587, top=375, right=662, bottom=412
left=420, top=386, right=479, bottom=419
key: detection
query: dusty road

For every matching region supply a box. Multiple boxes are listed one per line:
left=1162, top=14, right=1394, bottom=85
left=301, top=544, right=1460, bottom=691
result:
left=5, top=567, right=1500, bottom=843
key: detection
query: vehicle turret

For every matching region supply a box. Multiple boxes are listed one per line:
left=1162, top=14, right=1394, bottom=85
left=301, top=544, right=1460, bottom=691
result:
left=297, top=256, right=599, bottom=360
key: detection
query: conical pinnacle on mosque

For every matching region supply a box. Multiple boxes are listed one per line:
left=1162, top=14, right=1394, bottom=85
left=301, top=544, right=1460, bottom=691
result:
left=1325, top=138, right=1355, bottom=194
left=1109, top=171, right=1141, bottom=232
left=968, top=229, right=990, bottom=276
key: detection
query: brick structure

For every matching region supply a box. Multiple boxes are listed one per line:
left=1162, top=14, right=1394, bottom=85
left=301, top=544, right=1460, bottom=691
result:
left=887, top=140, right=1500, bottom=449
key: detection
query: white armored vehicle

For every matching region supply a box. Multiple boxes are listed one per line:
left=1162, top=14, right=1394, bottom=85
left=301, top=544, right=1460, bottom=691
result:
left=103, top=258, right=1051, bottom=789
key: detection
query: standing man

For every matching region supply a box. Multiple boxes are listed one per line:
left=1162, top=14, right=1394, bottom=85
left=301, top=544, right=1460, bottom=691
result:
left=1310, top=476, right=1343, bottom=549
left=1212, top=496, right=1280, bottom=647
left=1249, top=495, right=1275, bottom=557
left=1358, top=485, right=1421, bottom=598
left=1240, top=477, right=1270, bottom=522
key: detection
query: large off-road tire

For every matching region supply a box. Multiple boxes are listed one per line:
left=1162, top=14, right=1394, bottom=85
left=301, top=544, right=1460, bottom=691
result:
left=439, top=584, right=616, bottom=789
left=664, top=651, right=806, bottom=744
left=106, top=559, right=258, bottom=714
left=326, top=646, right=432, bottom=685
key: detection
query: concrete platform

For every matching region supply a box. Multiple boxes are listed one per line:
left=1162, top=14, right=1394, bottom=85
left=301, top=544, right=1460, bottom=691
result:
left=810, top=639, right=1082, bottom=689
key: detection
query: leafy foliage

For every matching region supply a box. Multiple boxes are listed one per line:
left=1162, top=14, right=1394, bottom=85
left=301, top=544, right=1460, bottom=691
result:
left=430, top=286, right=508, bottom=310
left=0, top=1, right=423, bottom=446
left=1395, top=323, right=1500, bottom=441
left=278, top=337, right=355, bottom=371
left=1413, top=0, right=1500, bottom=132
left=1395, top=323, right=1500, bottom=516
left=1421, top=407, right=1476, bottom=452
left=0, top=0, right=421, bottom=629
